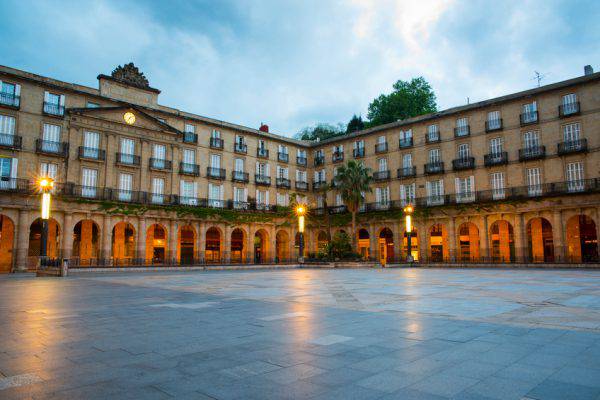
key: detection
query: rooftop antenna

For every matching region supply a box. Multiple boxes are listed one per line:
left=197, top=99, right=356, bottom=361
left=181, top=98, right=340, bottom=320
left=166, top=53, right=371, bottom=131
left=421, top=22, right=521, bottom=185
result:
left=466, top=97, right=470, bottom=104
left=533, top=71, right=547, bottom=87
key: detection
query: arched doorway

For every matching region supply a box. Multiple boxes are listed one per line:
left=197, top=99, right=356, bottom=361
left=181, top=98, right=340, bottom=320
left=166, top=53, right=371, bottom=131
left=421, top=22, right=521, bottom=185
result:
left=403, top=229, right=419, bottom=261
left=316, top=231, right=328, bottom=254
left=566, top=215, right=599, bottom=262
left=358, top=228, right=370, bottom=259
left=276, top=230, right=290, bottom=262
left=231, top=228, right=245, bottom=263
left=429, top=223, right=448, bottom=262
left=146, top=224, right=167, bottom=263
left=112, top=222, right=135, bottom=263
left=205, top=227, right=221, bottom=263
left=0, top=215, right=14, bottom=273
left=28, top=217, right=61, bottom=264
left=294, top=232, right=301, bottom=258
left=254, top=229, right=269, bottom=263
left=458, top=222, right=480, bottom=262
left=73, top=219, right=100, bottom=265
left=489, top=220, right=514, bottom=262
left=378, top=228, right=394, bottom=264
left=178, top=225, right=196, bottom=264
left=527, top=218, right=554, bottom=262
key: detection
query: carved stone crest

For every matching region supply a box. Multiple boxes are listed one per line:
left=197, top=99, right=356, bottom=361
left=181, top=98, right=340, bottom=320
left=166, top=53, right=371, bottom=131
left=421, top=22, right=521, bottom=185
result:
left=110, top=63, right=150, bottom=89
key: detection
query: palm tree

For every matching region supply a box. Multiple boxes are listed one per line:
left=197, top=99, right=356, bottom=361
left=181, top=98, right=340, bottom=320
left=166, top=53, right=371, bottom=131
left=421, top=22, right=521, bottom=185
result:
left=333, top=160, right=373, bottom=251
left=314, top=182, right=332, bottom=243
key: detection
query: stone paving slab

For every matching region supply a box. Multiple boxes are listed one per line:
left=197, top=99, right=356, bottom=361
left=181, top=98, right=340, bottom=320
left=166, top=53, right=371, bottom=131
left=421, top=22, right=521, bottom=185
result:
left=0, top=268, right=600, bottom=399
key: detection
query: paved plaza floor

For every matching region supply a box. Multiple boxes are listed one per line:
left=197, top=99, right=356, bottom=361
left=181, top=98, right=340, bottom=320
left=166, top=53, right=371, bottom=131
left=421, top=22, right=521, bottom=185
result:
left=1, top=268, right=600, bottom=399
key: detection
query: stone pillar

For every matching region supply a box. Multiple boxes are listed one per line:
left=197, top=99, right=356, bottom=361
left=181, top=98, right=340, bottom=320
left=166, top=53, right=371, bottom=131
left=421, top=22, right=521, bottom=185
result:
left=193, top=221, right=201, bottom=262
left=416, top=220, right=426, bottom=263
left=15, top=209, right=29, bottom=271
left=169, top=219, right=178, bottom=264
left=104, top=134, right=115, bottom=188
left=137, top=217, right=146, bottom=263
left=63, top=212, right=73, bottom=260
left=102, top=214, right=112, bottom=261
left=170, top=146, right=179, bottom=195
left=224, top=225, right=232, bottom=263
left=139, top=140, right=148, bottom=192
left=246, top=224, right=254, bottom=263
left=448, top=217, right=456, bottom=263
left=480, top=215, right=489, bottom=261
left=270, top=226, right=277, bottom=263
left=197, top=222, right=205, bottom=262
left=369, top=224, right=377, bottom=261
left=514, top=213, right=525, bottom=262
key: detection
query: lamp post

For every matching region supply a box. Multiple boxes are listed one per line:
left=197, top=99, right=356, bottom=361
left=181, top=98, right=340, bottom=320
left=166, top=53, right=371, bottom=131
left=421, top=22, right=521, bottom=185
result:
left=38, top=177, right=54, bottom=261
left=295, top=204, right=307, bottom=263
left=403, top=204, right=414, bottom=263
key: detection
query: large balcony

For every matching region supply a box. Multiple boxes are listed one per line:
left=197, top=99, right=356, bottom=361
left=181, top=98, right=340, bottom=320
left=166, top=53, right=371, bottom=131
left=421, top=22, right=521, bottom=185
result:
left=209, top=137, right=224, bottom=149
left=424, top=161, right=444, bottom=175
left=557, top=139, right=587, bottom=155
left=36, top=139, right=69, bottom=157
left=207, top=167, right=226, bottom=180
left=397, top=166, right=416, bottom=179
left=116, top=152, right=141, bottom=166
left=452, top=157, right=475, bottom=171
left=520, top=111, right=538, bottom=126
left=373, top=170, right=390, bottom=181
left=231, top=171, right=249, bottom=183
left=179, top=162, right=200, bottom=176
left=149, top=158, right=172, bottom=171
left=559, top=102, right=580, bottom=118
left=255, top=174, right=271, bottom=186
left=519, top=145, right=546, bottom=161
left=276, top=177, right=291, bottom=189
left=43, top=102, right=64, bottom=117
left=0, top=134, right=22, bottom=150
left=484, top=152, right=508, bottom=167
left=0, top=92, right=20, bottom=109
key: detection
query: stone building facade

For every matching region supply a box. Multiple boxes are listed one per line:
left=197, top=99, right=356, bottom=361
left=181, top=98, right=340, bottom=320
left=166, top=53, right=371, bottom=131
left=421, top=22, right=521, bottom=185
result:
left=0, top=63, right=598, bottom=271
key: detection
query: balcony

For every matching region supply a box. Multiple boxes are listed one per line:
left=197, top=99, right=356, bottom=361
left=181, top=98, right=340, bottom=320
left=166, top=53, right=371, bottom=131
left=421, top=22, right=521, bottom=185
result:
left=0, top=134, right=22, bottom=150
left=109, top=189, right=144, bottom=203
left=257, top=147, right=269, bottom=158
left=559, top=102, right=580, bottom=118
left=179, top=162, right=200, bottom=176
left=78, top=146, right=105, bottom=161
left=276, top=177, right=291, bottom=189
left=296, top=156, right=307, bottom=166
left=397, top=166, right=416, bottom=178
left=452, top=157, right=475, bottom=171
left=332, top=151, right=344, bottom=163
left=207, top=167, right=226, bottom=180
left=0, top=92, right=20, bottom=109
left=373, top=170, right=390, bottom=181
left=43, top=102, right=64, bottom=117
left=0, top=178, right=28, bottom=193
left=231, top=170, right=249, bottom=183
left=424, top=161, right=444, bottom=175
left=116, top=152, right=141, bottom=166
left=313, top=181, right=327, bottom=190
left=485, top=119, right=503, bottom=133
left=353, top=148, right=365, bottom=158
left=399, top=137, right=413, bottom=148
left=558, top=138, right=587, bottom=155
left=183, top=131, right=198, bottom=144
left=520, top=111, right=538, bottom=126
left=295, top=181, right=308, bottom=191
left=278, top=152, right=289, bottom=163
left=234, top=142, right=247, bottom=154
left=329, top=205, right=347, bottom=214
left=209, top=137, right=224, bottom=149
left=484, top=152, right=508, bottom=167
left=255, top=174, right=271, bottom=186
left=454, top=126, right=470, bottom=138
left=519, top=145, right=546, bottom=161
left=375, top=142, right=388, bottom=153
left=36, top=139, right=68, bottom=157
left=149, top=158, right=172, bottom=171
left=314, top=155, right=324, bottom=166
left=426, top=134, right=441, bottom=144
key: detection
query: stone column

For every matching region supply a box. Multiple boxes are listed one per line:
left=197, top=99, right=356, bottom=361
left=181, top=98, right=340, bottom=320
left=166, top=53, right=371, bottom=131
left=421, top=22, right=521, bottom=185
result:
left=197, top=222, right=205, bottom=262
left=169, top=219, right=178, bottom=264
left=369, top=224, right=377, bottom=261
left=480, top=215, right=489, bottom=261
left=193, top=221, right=201, bottom=262
left=392, top=221, right=402, bottom=262
left=514, top=213, right=525, bottom=262
left=102, top=214, right=112, bottom=261
left=246, top=224, right=254, bottom=263
left=448, top=217, right=456, bottom=263
left=416, top=220, right=426, bottom=263
left=137, top=217, right=146, bottom=263
left=271, top=226, right=278, bottom=263
left=15, top=209, right=29, bottom=271
left=63, top=212, right=73, bottom=260
left=224, top=225, right=232, bottom=263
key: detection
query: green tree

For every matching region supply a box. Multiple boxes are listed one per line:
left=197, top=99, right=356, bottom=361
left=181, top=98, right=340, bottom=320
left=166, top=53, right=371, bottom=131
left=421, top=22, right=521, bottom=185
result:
left=346, top=114, right=364, bottom=133
left=314, top=182, right=333, bottom=242
left=296, top=123, right=345, bottom=141
left=332, top=160, right=373, bottom=251
left=366, top=77, right=437, bottom=127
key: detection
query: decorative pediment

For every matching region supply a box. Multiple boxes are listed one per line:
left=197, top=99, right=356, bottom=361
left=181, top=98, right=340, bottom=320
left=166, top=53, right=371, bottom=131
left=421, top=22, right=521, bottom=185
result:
left=111, top=63, right=150, bottom=90
left=68, top=106, right=180, bottom=134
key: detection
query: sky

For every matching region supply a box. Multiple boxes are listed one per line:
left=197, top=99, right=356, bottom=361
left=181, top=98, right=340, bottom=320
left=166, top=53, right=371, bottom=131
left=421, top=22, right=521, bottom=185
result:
left=1, top=0, right=598, bottom=137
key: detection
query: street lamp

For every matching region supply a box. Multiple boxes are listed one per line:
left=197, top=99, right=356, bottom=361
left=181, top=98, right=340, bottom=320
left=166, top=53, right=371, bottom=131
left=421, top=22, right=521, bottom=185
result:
left=403, top=204, right=414, bottom=263
left=295, top=204, right=307, bottom=263
left=37, top=177, right=54, bottom=260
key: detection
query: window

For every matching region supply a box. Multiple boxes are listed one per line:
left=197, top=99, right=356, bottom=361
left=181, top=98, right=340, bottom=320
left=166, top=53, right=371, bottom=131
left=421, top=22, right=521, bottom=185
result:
left=402, top=154, right=412, bottom=169
left=183, top=149, right=195, bottom=164
left=400, top=129, right=412, bottom=141
left=277, top=166, right=288, bottom=179
left=0, top=115, right=15, bottom=146
left=457, top=143, right=470, bottom=159
left=210, top=154, right=221, bottom=169
left=429, top=148, right=440, bottom=163
left=563, top=123, right=580, bottom=143
left=40, top=162, right=58, bottom=180
left=151, top=144, right=166, bottom=169
left=427, top=124, right=439, bottom=141
left=355, top=140, right=364, bottom=149
left=42, top=123, right=61, bottom=152
left=490, top=172, right=505, bottom=199
left=375, top=186, right=390, bottom=209
left=258, top=139, right=266, bottom=150
left=118, top=173, right=133, bottom=201
left=43, top=92, right=65, bottom=115
left=256, top=161, right=269, bottom=177
left=296, top=169, right=306, bottom=183
left=566, top=162, right=584, bottom=192
left=336, top=193, right=343, bottom=206
left=232, top=158, right=244, bottom=173
left=256, top=189, right=269, bottom=209
left=487, top=111, right=501, bottom=130
left=456, top=117, right=469, bottom=136
left=490, top=137, right=503, bottom=155
left=278, top=144, right=288, bottom=154
left=522, top=101, right=537, bottom=123
left=297, top=149, right=306, bottom=158
left=233, top=187, right=247, bottom=209
left=315, top=149, right=323, bottom=158
left=151, top=177, right=165, bottom=204
left=180, top=180, right=198, bottom=205
left=426, top=180, right=444, bottom=205
left=208, top=183, right=223, bottom=207
left=276, top=193, right=288, bottom=206
left=377, top=136, right=386, bottom=144
left=316, top=195, right=324, bottom=209
left=562, top=93, right=578, bottom=114
left=86, top=102, right=100, bottom=108
left=378, top=158, right=388, bottom=172
left=314, top=169, right=326, bottom=183
left=400, top=183, right=416, bottom=206
left=0, top=81, right=20, bottom=106
left=83, top=131, right=100, bottom=151
left=0, top=157, right=17, bottom=189
left=184, top=124, right=195, bottom=133
left=527, top=168, right=542, bottom=196
left=120, top=138, right=135, bottom=163
left=455, top=176, right=475, bottom=203
left=523, top=131, right=539, bottom=149
left=81, top=168, right=97, bottom=198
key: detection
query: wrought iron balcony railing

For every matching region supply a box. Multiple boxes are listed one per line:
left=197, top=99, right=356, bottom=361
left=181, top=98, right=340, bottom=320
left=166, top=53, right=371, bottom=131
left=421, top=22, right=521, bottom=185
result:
left=149, top=158, right=172, bottom=171
left=519, top=145, right=546, bottom=161
left=452, top=157, right=475, bottom=171
left=454, top=125, right=470, bottom=138
left=353, top=148, right=365, bottom=158
left=78, top=146, right=105, bottom=161
left=373, top=170, right=390, bottom=181
left=0, top=92, right=20, bottom=108
left=375, top=142, right=388, bottom=153
left=557, top=138, right=587, bottom=155
left=255, top=174, right=271, bottom=186
left=116, top=152, right=141, bottom=166
left=36, top=139, right=69, bottom=157
left=559, top=102, right=580, bottom=118
left=397, top=166, right=416, bottom=178
left=179, top=162, right=200, bottom=176
left=424, top=161, right=444, bottom=175
left=485, top=119, right=503, bottom=132
left=278, top=152, right=289, bottom=163
left=332, top=151, right=344, bottom=163
left=209, top=137, right=224, bottom=149
left=399, top=137, right=413, bottom=148
left=257, top=147, right=269, bottom=158
left=520, top=111, right=538, bottom=126
left=0, top=134, right=22, bottom=150
left=207, top=167, right=226, bottom=180
left=313, top=181, right=327, bottom=190
left=231, top=170, right=249, bottom=183
left=314, top=155, right=324, bottom=166
left=276, top=177, right=291, bottom=188
left=234, top=142, right=247, bottom=154
left=295, top=181, right=308, bottom=191
left=183, top=131, right=198, bottom=144
left=484, top=152, right=508, bottom=167
left=43, top=102, right=64, bottom=116
left=296, top=156, right=307, bottom=166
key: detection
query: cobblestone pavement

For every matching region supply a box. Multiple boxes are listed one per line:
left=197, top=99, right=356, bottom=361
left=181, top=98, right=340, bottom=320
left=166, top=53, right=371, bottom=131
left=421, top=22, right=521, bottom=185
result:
left=1, top=268, right=600, bottom=399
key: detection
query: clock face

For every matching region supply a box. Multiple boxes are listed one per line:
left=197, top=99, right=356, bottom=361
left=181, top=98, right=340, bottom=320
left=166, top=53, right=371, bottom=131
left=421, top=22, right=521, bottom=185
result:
left=123, top=112, right=136, bottom=125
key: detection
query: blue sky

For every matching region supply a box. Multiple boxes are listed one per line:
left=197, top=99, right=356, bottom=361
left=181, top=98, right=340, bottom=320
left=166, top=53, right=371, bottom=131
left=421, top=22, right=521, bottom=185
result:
left=1, top=0, right=598, bottom=136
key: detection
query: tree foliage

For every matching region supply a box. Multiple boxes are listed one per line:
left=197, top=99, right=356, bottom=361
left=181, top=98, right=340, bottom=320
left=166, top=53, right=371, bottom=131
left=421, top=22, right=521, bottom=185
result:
left=296, top=123, right=345, bottom=141
left=366, top=77, right=437, bottom=127
left=346, top=114, right=364, bottom=133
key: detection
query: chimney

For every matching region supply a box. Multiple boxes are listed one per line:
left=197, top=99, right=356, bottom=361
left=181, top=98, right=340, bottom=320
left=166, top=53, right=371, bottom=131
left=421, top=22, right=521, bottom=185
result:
left=584, top=65, right=594, bottom=76
left=259, top=123, right=269, bottom=133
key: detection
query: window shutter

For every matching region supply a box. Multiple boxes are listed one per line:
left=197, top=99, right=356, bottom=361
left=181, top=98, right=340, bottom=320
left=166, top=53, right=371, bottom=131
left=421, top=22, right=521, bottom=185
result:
left=44, top=91, right=50, bottom=103
left=265, top=191, right=269, bottom=205
left=266, top=163, right=270, bottom=176
left=469, top=176, right=475, bottom=193
left=59, top=94, right=65, bottom=107
left=399, top=185, right=406, bottom=202
left=14, top=84, right=20, bottom=97
left=255, top=161, right=259, bottom=174
left=375, top=188, right=381, bottom=203
left=243, top=188, right=247, bottom=202
left=426, top=181, right=431, bottom=198
left=455, top=177, right=460, bottom=195
left=10, top=158, right=17, bottom=179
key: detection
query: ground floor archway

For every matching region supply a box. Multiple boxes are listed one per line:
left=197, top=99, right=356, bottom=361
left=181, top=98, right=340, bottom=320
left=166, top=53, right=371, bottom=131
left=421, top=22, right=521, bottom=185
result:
left=403, top=229, right=419, bottom=261
left=527, top=217, right=554, bottom=262
left=178, top=225, right=196, bottom=264
left=205, top=227, right=222, bottom=263
left=146, top=224, right=167, bottom=263
left=254, top=229, right=269, bottom=263
left=28, top=217, right=61, bottom=261
left=0, top=215, right=14, bottom=273
left=231, top=228, right=246, bottom=263
left=378, top=228, right=394, bottom=264
left=112, top=222, right=135, bottom=262
left=566, top=215, right=598, bottom=262
left=276, top=230, right=290, bottom=262
left=358, top=228, right=370, bottom=259
left=316, top=230, right=328, bottom=254
left=490, top=220, right=514, bottom=262
left=73, top=219, right=100, bottom=265
left=458, top=222, right=480, bottom=261
left=429, top=223, right=448, bottom=262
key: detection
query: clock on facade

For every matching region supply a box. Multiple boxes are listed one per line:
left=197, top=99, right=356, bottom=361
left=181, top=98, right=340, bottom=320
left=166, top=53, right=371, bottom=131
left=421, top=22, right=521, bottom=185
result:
left=123, top=112, right=136, bottom=125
